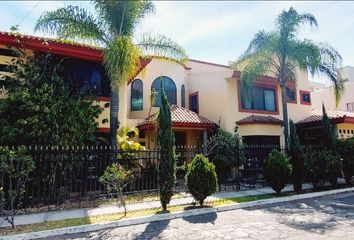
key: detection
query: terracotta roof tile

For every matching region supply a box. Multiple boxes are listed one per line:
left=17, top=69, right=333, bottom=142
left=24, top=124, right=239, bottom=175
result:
left=296, top=109, right=354, bottom=126
left=236, top=115, right=283, bottom=125
left=137, top=105, right=216, bottom=128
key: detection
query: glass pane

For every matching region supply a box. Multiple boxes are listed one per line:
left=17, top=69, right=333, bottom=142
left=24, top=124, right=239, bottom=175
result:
left=151, top=76, right=176, bottom=107
left=181, top=85, right=185, bottom=108
left=241, top=91, right=252, bottom=109
left=286, top=88, right=295, bottom=101
left=131, top=79, right=143, bottom=111
left=302, top=93, right=310, bottom=103
left=190, top=95, right=198, bottom=113
left=253, top=87, right=264, bottom=110
left=264, top=89, right=276, bottom=112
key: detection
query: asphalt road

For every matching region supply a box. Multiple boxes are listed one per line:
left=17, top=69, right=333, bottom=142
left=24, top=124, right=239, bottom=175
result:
left=46, top=191, right=354, bottom=240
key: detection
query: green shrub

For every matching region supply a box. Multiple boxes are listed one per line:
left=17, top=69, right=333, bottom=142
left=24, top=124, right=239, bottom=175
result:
left=0, top=146, right=35, bottom=228
left=157, top=90, right=176, bottom=211
left=326, top=151, right=342, bottom=185
left=99, top=163, right=133, bottom=216
left=263, top=149, right=292, bottom=194
left=336, top=138, right=354, bottom=184
left=303, top=149, right=341, bottom=189
left=289, top=120, right=303, bottom=193
left=185, top=154, right=217, bottom=206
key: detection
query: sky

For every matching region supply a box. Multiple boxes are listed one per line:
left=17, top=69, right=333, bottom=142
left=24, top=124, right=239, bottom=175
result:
left=1, top=1, right=354, bottom=83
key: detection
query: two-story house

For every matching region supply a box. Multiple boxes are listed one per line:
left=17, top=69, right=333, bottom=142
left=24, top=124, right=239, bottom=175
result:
left=0, top=32, right=314, bottom=148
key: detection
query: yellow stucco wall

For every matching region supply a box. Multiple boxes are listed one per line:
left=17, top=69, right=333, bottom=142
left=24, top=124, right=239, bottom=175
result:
left=127, top=58, right=188, bottom=121
left=238, top=124, right=285, bottom=146
left=336, top=123, right=354, bottom=139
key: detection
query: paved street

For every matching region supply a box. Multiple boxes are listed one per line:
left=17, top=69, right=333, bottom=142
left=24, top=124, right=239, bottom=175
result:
left=47, top=191, right=354, bottom=240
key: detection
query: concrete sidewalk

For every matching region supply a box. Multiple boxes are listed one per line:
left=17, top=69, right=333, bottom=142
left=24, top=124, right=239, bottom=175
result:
left=0, top=183, right=315, bottom=228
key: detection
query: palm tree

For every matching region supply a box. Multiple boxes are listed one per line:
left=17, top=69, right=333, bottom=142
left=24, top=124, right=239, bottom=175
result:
left=35, top=1, right=187, bottom=147
left=232, top=7, right=343, bottom=149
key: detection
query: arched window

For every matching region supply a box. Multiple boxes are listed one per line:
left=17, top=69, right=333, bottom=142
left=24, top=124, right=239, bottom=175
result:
left=151, top=76, right=177, bottom=107
left=131, top=79, right=143, bottom=111
left=181, top=84, right=186, bottom=108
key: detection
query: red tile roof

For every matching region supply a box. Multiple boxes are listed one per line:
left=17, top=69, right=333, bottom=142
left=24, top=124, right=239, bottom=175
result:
left=137, top=104, right=217, bottom=130
left=296, top=109, right=354, bottom=127
left=236, top=115, right=283, bottom=125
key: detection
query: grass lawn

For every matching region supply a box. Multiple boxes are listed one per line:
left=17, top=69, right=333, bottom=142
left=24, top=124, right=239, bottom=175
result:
left=0, top=193, right=279, bottom=236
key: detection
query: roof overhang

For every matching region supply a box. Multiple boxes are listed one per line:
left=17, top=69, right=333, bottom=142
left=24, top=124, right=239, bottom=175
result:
left=138, top=122, right=217, bottom=131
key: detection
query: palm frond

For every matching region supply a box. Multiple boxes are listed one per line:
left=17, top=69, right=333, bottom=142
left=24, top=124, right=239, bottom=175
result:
left=287, top=39, right=321, bottom=74
left=277, top=7, right=317, bottom=40
left=93, top=0, right=154, bottom=36
left=104, top=36, right=142, bottom=88
left=137, top=33, right=188, bottom=63
left=35, top=5, right=107, bottom=45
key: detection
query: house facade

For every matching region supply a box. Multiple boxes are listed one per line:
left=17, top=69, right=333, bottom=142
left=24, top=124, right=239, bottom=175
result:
left=123, top=58, right=312, bottom=148
left=0, top=32, right=314, bottom=148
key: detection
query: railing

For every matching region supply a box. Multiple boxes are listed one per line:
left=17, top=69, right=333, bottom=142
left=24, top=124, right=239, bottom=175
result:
left=0, top=144, right=282, bottom=213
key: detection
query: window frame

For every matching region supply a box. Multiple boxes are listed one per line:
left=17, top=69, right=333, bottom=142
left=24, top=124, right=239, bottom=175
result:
left=189, top=91, right=199, bottom=114
left=131, top=79, right=144, bottom=111
left=299, top=90, right=311, bottom=105
left=238, top=81, right=279, bottom=115
left=286, top=87, right=297, bottom=104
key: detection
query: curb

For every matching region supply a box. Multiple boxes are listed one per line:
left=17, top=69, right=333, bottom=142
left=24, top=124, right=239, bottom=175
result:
left=2, top=187, right=354, bottom=240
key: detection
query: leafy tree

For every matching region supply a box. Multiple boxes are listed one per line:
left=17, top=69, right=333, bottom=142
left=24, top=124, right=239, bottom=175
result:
left=336, top=137, right=354, bottom=184
left=289, top=120, right=303, bottom=192
left=322, top=104, right=335, bottom=149
left=185, top=154, right=217, bottom=206
left=157, top=90, right=176, bottom=211
left=263, top=149, right=292, bottom=194
left=99, top=163, right=133, bottom=216
left=0, top=146, right=35, bottom=229
left=0, top=51, right=102, bottom=146
left=303, top=149, right=341, bottom=189
left=35, top=1, right=188, bottom=147
left=233, top=7, right=343, bottom=149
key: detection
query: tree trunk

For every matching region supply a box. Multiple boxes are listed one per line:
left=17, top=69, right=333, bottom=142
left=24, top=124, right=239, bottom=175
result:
left=280, top=84, right=289, bottom=150
left=110, top=88, right=119, bottom=147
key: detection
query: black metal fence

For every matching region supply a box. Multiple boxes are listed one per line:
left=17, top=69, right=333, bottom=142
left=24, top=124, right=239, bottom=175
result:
left=1, top=144, right=281, bottom=213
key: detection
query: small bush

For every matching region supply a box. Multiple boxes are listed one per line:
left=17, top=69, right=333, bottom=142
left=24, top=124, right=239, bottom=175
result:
left=99, top=163, right=133, bottom=216
left=263, top=150, right=292, bottom=194
left=336, top=138, right=354, bottom=184
left=303, top=149, right=341, bottom=189
left=185, top=154, right=217, bottom=206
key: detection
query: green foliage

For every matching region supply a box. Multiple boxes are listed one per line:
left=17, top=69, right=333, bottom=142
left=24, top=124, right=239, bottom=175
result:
left=185, top=154, right=217, bottom=206
left=208, top=129, right=244, bottom=182
left=263, top=149, right=292, bottom=194
left=289, top=120, right=303, bottom=192
left=0, top=146, right=35, bottom=228
left=99, top=163, right=133, bottom=216
left=336, top=138, right=354, bottom=184
left=322, top=105, right=335, bottom=149
left=303, top=149, right=341, bottom=189
left=157, top=90, right=176, bottom=211
left=0, top=51, right=102, bottom=146
left=233, top=7, right=343, bottom=148
left=35, top=0, right=188, bottom=146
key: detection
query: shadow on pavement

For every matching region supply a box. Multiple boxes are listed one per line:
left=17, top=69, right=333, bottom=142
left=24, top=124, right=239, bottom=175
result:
left=182, top=211, right=217, bottom=225
left=250, top=192, right=354, bottom=234
left=133, top=218, right=170, bottom=240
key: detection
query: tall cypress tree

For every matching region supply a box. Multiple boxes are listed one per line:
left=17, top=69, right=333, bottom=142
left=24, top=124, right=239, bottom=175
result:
left=289, top=120, right=303, bottom=192
left=157, top=89, right=176, bottom=211
left=322, top=104, right=335, bottom=149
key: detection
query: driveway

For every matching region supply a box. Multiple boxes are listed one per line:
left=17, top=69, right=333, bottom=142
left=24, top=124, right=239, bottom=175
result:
left=45, top=191, right=354, bottom=240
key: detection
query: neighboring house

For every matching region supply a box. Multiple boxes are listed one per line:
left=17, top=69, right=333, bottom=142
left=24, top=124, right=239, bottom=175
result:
left=0, top=32, right=314, bottom=148
left=311, top=65, right=354, bottom=112
left=296, top=109, right=354, bottom=146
